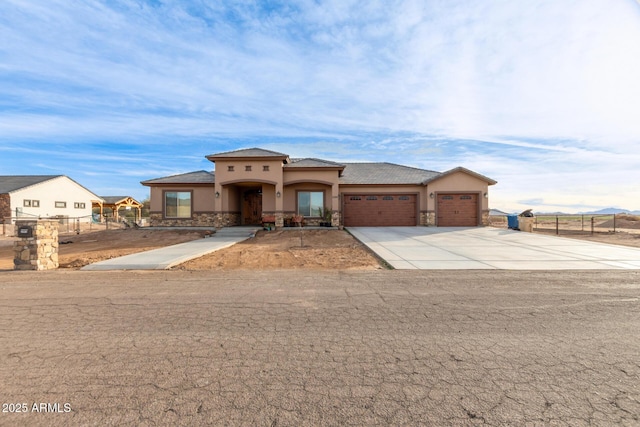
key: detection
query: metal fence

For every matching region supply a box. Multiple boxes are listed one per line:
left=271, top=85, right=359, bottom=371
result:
left=1, top=215, right=150, bottom=237
left=489, top=213, right=640, bottom=235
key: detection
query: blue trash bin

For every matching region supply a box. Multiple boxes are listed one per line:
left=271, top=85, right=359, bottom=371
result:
left=507, top=214, right=519, bottom=230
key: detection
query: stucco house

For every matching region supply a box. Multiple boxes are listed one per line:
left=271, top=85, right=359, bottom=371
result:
left=0, top=175, right=102, bottom=223
left=141, top=148, right=497, bottom=228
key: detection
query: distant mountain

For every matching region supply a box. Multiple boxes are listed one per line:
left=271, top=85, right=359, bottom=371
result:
left=492, top=208, right=640, bottom=216
left=534, top=211, right=569, bottom=216
left=578, top=208, right=640, bottom=215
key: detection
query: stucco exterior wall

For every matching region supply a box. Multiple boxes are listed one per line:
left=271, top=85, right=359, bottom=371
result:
left=220, top=185, right=240, bottom=212
left=283, top=170, right=339, bottom=186
left=258, top=184, right=274, bottom=212
left=192, top=187, right=215, bottom=212
left=214, top=159, right=283, bottom=186
left=9, top=176, right=98, bottom=222
left=148, top=187, right=163, bottom=212
left=425, top=172, right=490, bottom=211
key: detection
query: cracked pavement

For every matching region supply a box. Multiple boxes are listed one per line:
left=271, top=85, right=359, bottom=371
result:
left=1, top=270, right=639, bottom=426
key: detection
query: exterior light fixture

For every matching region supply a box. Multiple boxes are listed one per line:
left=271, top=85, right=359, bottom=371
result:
left=429, top=192, right=434, bottom=199
left=276, top=191, right=281, bottom=198
left=215, top=191, right=220, bottom=198
left=483, top=192, right=488, bottom=198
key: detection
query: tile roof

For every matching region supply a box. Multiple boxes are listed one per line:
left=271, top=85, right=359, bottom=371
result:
left=286, top=158, right=345, bottom=168
left=0, top=175, right=63, bottom=193
left=141, top=170, right=215, bottom=185
left=339, top=163, right=440, bottom=185
left=206, top=147, right=289, bottom=158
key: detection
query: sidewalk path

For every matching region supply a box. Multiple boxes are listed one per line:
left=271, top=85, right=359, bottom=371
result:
left=81, top=227, right=259, bottom=271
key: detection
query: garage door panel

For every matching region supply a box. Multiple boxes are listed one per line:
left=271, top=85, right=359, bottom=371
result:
left=437, top=194, right=478, bottom=227
left=344, top=194, right=416, bottom=226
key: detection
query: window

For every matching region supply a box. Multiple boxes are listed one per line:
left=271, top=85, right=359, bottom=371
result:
left=23, top=200, right=31, bottom=207
left=55, top=201, right=67, bottom=208
left=74, top=202, right=86, bottom=209
left=263, top=165, right=269, bottom=171
left=383, top=196, right=394, bottom=200
left=460, top=195, right=472, bottom=200
left=165, top=191, right=191, bottom=218
left=245, top=165, right=252, bottom=171
left=298, top=191, right=323, bottom=217
left=349, top=196, right=361, bottom=201
left=32, top=200, right=40, bottom=207
left=366, top=196, right=378, bottom=201
left=399, top=196, right=410, bottom=200
left=442, top=195, right=453, bottom=200
left=227, top=166, right=234, bottom=172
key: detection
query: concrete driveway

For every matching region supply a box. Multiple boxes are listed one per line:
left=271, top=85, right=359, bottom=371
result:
left=347, top=227, right=640, bottom=270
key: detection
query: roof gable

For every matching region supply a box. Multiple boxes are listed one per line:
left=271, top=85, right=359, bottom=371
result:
left=0, top=175, right=101, bottom=200
left=206, top=147, right=289, bottom=160
left=99, top=196, right=142, bottom=205
left=141, top=170, right=215, bottom=185
left=424, top=167, right=497, bottom=185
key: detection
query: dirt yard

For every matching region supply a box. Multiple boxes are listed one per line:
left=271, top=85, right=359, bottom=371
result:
left=490, top=213, right=640, bottom=248
left=176, top=229, right=381, bottom=270
left=0, top=229, right=210, bottom=271
left=0, top=228, right=381, bottom=271
left=533, top=229, right=640, bottom=247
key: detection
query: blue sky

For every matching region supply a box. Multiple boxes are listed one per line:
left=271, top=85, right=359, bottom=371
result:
left=1, top=0, right=639, bottom=213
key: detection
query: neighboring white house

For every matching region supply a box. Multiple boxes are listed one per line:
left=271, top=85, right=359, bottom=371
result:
left=0, top=175, right=103, bottom=223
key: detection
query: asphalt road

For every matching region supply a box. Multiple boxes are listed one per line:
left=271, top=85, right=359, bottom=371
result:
left=1, top=270, right=639, bottom=426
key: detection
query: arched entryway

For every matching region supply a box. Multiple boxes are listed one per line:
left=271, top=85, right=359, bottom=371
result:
left=218, top=180, right=278, bottom=226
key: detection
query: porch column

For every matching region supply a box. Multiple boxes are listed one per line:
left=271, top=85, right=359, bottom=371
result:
left=214, top=183, right=222, bottom=212
left=331, top=183, right=340, bottom=227
left=275, top=184, right=284, bottom=227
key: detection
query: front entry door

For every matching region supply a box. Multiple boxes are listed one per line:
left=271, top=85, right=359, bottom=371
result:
left=243, top=190, right=262, bottom=225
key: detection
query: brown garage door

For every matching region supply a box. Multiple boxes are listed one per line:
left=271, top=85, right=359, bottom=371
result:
left=437, top=193, right=478, bottom=226
left=343, top=194, right=417, bottom=226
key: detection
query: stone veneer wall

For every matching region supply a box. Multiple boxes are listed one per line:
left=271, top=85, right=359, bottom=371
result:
left=420, top=211, right=436, bottom=226
left=261, top=212, right=285, bottom=227
left=0, top=194, right=10, bottom=220
left=481, top=210, right=490, bottom=226
left=149, top=212, right=240, bottom=228
left=331, top=211, right=341, bottom=227
left=14, top=220, right=59, bottom=271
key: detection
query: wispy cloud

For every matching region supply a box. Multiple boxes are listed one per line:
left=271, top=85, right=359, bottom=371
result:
left=0, top=0, right=639, bottom=210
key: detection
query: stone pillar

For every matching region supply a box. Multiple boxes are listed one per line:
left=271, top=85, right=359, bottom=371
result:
left=481, top=210, right=490, bottom=226
left=14, top=220, right=59, bottom=271
left=275, top=212, right=284, bottom=228
left=421, top=211, right=436, bottom=226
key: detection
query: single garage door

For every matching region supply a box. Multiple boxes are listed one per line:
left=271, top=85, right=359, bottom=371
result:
left=437, top=193, right=478, bottom=226
left=343, top=194, right=417, bottom=226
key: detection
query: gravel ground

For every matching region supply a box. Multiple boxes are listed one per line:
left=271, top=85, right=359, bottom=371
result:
left=1, top=269, right=639, bottom=426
